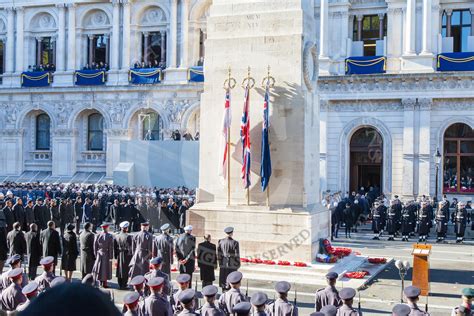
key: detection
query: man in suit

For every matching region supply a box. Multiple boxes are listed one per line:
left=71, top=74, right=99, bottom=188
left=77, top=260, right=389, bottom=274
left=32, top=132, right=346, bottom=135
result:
left=80, top=222, right=96, bottom=278
left=3, top=200, right=14, bottom=232
left=175, top=225, right=196, bottom=283
left=218, top=227, right=240, bottom=290
left=6, top=222, right=27, bottom=260
left=24, top=200, right=35, bottom=232
left=12, top=198, right=26, bottom=232
left=40, top=221, right=61, bottom=268
left=197, top=234, right=217, bottom=287
left=25, top=223, right=41, bottom=280
left=74, top=196, right=83, bottom=235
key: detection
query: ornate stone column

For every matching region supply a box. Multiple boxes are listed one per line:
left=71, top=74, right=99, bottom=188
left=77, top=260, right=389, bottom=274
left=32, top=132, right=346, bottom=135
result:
left=401, top=98, right=416, bottom=199
left=446, top=9, right=452, bottom=37
left=56, top=4, right=66, bottom=71
left=417, top=98, right=432, bottom=197
left=121, top=0, right=131, bottom=69
left=378, top=13, right=384, bottom=40
left=421, top=0, right=432, bottom=54
left=169, top=0, right=178, bottom=67
left=180, top=0, right=189, bottom=68
left=111, top=0, right=120, bottom=70
left=67, top=4, right=76, bottom=71
left=5, top=8, right=15, bottom=73
left=340, top=11, right=349, bottom=58
left=15, top=7, right=24, bottom=73
left=36, top=37, right=42, bottom=65
left=404, top=0, right=416, bottom=55
left=356, top=15, right=363, bottom=41
left=88, top=35, right=94, bottom=65
left=160, top=31, right=166, bottom=64
left=143, top=32, right=149, bottom=63
left=319, top=0, right=329, bottom=58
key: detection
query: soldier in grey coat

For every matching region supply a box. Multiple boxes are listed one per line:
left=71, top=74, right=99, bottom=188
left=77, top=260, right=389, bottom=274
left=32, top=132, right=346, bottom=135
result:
left=114, top=221, right=133, bottom=289
left=178, top=289, right=200, bottom=316
left=315, top=272, right=342, bottom=312
left=175, top=225, right=196, bottom=282
left=92, top=223, right=114, bottom=288
left=1, top=254, right=28, bottom=291
left=268, top=281, right=298, bottom=316
left=123, top=292, right=143, bottom=316
left=404, top=286, right=429, bottom=316
left=144, top=277, right=173, bottom=316
left=129, top=222, right=153, bottom=278
left=80, top=222, right=96, bottom=278
left=251, top=292, right=269, bottom=316
left=336, top=288, right=361, bottom=316
left=145, top=256, right=171, bottom=296
left=35, top=256, right=56, bottom=293
left=153, top=223, right=174, bottom=278
left=0, top=268, right=26, bottom=311
left=200, top=285, right=225, bottom=316
left=16, top=281, right=39, bottom=312
left=218, top=227, right=240, bottom=290
left=218, top=271, right=246, bottom=315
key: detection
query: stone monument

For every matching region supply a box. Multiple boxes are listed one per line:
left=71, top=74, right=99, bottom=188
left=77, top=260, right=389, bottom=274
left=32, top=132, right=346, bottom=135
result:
left=189, top=0, right=329, bottom=262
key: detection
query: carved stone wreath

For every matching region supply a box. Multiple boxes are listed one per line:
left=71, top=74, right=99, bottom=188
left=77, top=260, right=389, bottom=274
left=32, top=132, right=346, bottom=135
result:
left=303, top=41, right=318, bottom=92
left=37, top=13, right=56, bottom=29
left=142, top=8, right=166, bottom=25
left=91, top=11, right=108, bottom=26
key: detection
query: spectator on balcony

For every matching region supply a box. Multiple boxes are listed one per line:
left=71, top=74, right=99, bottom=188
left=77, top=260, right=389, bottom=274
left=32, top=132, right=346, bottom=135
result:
left=194, top=132, right=200, bottom=141
left=172, top=130, right=181, bottom=141
left=27, top=65, right=33, bottom=72
left=83, top=64, right=91, bottom=71
left=133, top=61, right=140, bottom=69
left=197, top=57, right=204, bottom=66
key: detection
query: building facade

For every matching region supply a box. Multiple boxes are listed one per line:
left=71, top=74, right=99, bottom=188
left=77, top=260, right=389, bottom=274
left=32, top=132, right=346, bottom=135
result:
left=0, top=0, right=472, bottom=200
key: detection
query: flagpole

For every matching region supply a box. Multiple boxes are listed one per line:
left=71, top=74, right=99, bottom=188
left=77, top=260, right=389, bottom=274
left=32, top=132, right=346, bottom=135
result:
left=224, top=67, right=236, bottom=206
left=242, top=66, right=255, bottom=206
left=262, top=65, right=275, bottom=208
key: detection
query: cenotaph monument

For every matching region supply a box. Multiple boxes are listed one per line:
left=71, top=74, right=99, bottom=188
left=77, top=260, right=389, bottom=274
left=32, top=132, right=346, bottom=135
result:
left=189, top=0, right=328, bottom=262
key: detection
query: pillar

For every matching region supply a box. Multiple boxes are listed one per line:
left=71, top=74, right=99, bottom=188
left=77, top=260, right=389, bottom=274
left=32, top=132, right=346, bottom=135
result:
left=319, top=0, right=329, bottom=57
left=169, top=0, right=178, bottom=67
left=446, top=9, right=452, bottom=38
left=104, top=34, right=110, bottom=65
left=36, top=37, right=42, bottom=65
left=357, top=15, right=363, bottom=41
left=421, top=0, right=432, bottom=54
left=5, top=8, right=14, bottom=73
left=56, top=4, right=66, bottom=71
left=111, top=0, right=120, bottom=70
left=404, top=0, right=416, bottom=55
left=88, top=35, right=94, bottom=65
left=378, top=14, right=384, bottom=40
left=401, top=98, right=415, bottom=199
left=143, top=32, right=149, bottom=63
left=160, top=31, right=166, bottom=64
left=417, top=98, right=432, bottom=197
left=15, top=7, right=24, bottom=73
left=67, top=4, right=76, bottom=71
left=471, top=9, right=474, bottom=36
left=121, top=0, right=131, bottom=69
left=180, top=0, right=189, bottom=68
left=340, top=11, right=349, bottom=58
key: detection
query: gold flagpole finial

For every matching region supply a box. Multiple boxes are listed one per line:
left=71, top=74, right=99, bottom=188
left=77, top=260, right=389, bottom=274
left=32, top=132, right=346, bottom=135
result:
left=224, top=66, right=236, bottom=90
left=261, top=65, right=276, bottom=88
left=242, top=66, right=255, bottom=89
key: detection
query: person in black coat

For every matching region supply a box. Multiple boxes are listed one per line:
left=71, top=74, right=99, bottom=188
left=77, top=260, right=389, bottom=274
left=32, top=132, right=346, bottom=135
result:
left=110, top=199, right=122, bottom=231
left=6, top=222, right=27, bottom=260
left=59, top=199, right=72, bottom=237
left=343, top=203, right=353, bottom=239
left=12, top=199, right=26, bottom=231
left=50, top=199, right=60, bottom=230
left=25, top=223, right=41, bottom=280
left=435, top=200, right=450, bottom=243
left=80, top=222, right=96, bottom=278
left=417, top=201, right=431, bottom=242
left=3, top=200, right=14, bottom=232
left=62, top=223, right=79, bottom=282
left=33, top=198, right=47, bottom=230
left=197, top=235, right=217, bottom=287
left=74, top=197, right=83, bottom=235
left=0, top=206, right=8, bottom=273
left=25, top=200, right=35, bottom=232
left=91, top=199, right=101, bottom=233
left=178, top=200, right=189, bottom=232
left=40, top=221, right=62, bottom=267
left=386, top=201, right=398, bottom=241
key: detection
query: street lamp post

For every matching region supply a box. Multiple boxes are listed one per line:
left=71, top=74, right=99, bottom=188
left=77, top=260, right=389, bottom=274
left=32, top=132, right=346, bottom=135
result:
left=395, top=259, right=411, bottom=303
left=434, top=148, right=442, bottom=201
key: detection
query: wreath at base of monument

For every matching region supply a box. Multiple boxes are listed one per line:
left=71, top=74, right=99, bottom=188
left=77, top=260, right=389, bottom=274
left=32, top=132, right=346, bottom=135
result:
left=344, top=271, right=370, bottom=279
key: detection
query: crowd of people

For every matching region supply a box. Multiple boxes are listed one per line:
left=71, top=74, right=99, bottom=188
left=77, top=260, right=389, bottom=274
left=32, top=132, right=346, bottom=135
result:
left=322, top=188, right=472, bottom=243
left=26, top=64, right=56, bottom=73
left=82, top=61, right=110, bottom=71
left=132, top=60, right=166, bottom=69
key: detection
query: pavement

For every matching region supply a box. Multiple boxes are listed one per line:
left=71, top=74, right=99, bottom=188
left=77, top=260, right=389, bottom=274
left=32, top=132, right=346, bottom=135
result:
left=7, top=228, right=473, bottom=315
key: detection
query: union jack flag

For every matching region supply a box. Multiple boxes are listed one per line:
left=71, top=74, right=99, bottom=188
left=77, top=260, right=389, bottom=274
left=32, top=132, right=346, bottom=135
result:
left=241, top=86, right=251, bottom=189
left=219, top=89, right=231, bottom=181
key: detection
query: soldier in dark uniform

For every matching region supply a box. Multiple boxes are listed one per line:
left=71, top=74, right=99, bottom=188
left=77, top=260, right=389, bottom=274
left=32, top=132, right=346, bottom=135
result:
left=25, top=223, right=41, bottom=280
left=451, top=288, right=473, bottom=316
left=218, top=227, right=240, bottom=290
left=62, top=223, right=79, bottom=282
left=153, top=223, right=174, bottom=278
left=129, top=222, right=153, bottom=278
left=176, top=225, right=196, bottom=282
left=371, top=201, right=384, bottom=240
left=337, top=288, right=360, bottom=316
left=404, top=286, right=428, bottom=315
left=0, top=255, right=28, bottom=290
left=251, top=292, right=269, bottom=316
left=417, top=201, right=431, bottom=242
left=268, top=281, right=298, bottom=316
left=114, top=221, right=133, bottom=289
left=40, top=221, right=61, bottom=267
left=0, top=202, right=8, bottom=273
left=400, top=205, right=413, bottom=242
left=386, top=200, right=398, bottom=241
left=7, top=222, right=27, bottom=260
left=74, top=196, right=83, bottom=235
left=201, top=285, right=225, bottom=316
left=435, top=200, right=450, bottom=243
left=80, top=222, right=96, bottom=278
left=92, top=223, right=114, bottom=288
left=0, top=268, right=26, bottom=311
left=218, top=271, right=246, bottom=315
left=144, top=277, right=173, bottom=316
left=453, top=201, right=470, bottom=244
left=314, top=272, right=342, bottom=312
left=127, top=275, right=147, bottom=315
left=91, top=199, right=101, bottom=233
left=198, top=234, right=217, bottom=287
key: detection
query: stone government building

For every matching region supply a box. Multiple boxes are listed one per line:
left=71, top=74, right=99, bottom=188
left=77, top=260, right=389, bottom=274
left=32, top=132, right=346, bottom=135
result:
left=0, top=0, right=472, bottom=201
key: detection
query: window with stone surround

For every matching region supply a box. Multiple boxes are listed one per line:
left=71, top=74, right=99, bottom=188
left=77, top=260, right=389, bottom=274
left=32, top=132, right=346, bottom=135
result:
left=142, top=112, right=163, bottom=141
left=443, top=123, right=474, bottom=194
left=36, top=113, right=51, bottom=151
left=87, top=113, right=104, bottom=151
left=441, top=9, right=472, bottom=53
left=352, top=14, right=387, bottom=56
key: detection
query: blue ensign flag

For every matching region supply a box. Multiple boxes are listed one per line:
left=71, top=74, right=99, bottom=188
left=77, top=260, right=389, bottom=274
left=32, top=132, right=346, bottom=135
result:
left=260, top=85, right=272, bottom=191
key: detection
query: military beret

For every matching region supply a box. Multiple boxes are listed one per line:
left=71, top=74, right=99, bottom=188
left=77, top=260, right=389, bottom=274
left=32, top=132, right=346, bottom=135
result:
left=275, top=281, right=291, bottom=293
left=7, top=268, right=23, bottom=279
left=150, top=257, right=163, bottom=265
left=462, top=288, right=474, bottom=297
left=320, top=305, right=337, bottom=316
left=178, top=288, right=196, bottom=304
left=22, top=281, right=39, bottom=296
left=141, top=222, right=150, bottom=226
left=147, top=277, right=164, bottom=288
left=325, top=272, right=338, bottom=280
left=124, top=292, right=140, bottom=305
left=232, top=302, right=252, bottom=315
left=51, top=276, right=66, bottom=288
left=119, top=221, right=130, bottom=229
left=404, top=286, right=421, bottom=298
left=339, top=288, right=356, bottom=300
left=66, top=223, right=75, bottom=231
left=250, top=292, right=268, bottom=306
left=309, top=313, right=325, bottom=316
left=184, top=225, right=193, bottom=231
left=392, top=304, right=411, bottom=316
left=160, top=223, right=170, bottom=231
left=40, top=256, right=54, bottom=266
left=224, top=227, right=234, bottom=234
left=227, top=271, right=243, bottom=284
left=202, top=285, right=218, bottom=297
left=129, top=275, right=146, bottom=286
left=176, top=274, right=191, bottom=284
left=7, top=254, right=21, bottom=266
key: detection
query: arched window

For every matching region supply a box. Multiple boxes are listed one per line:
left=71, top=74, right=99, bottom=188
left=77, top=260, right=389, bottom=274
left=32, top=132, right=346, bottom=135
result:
left=88, top=113, right=104, bottom=151
left=36, top=114, right=51, bottom=150
left=142, top=112, right=162, bottom=140
left=443, top=123, right=474, bottom=193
